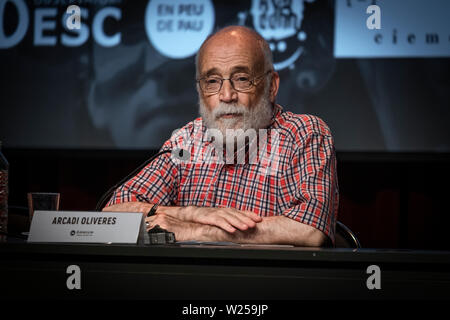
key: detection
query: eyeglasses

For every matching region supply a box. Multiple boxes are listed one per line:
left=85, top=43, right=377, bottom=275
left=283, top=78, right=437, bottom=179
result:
left=197, top=70, right=272, bottom=94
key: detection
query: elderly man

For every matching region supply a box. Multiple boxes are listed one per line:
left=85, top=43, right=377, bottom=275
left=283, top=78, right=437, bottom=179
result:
left=103, top=26, right=338, bottom=247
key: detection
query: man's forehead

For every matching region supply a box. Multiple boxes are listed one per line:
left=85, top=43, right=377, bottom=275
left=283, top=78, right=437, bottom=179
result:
left=203, top=65, right=251, bottom=77
left=198, top=33, right=265, bottom=75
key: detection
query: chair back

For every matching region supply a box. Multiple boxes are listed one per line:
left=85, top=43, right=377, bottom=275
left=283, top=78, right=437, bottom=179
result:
left=335, top=221, right=361, bottom=248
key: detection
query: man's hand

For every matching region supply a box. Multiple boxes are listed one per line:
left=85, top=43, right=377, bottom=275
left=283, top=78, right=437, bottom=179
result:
left=103, top=202, right=202, bottom=241
left=145, top=213, right=200, bottom=241
left=103, top=202, right=329, bottom=246
left=162, top=206, right=263, bottom=233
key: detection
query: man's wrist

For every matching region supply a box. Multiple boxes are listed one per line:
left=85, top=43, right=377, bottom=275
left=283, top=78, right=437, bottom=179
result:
left=195, top=223, right=227, bottom=242
left=157, top=205, right=187, bottom=220
left=168, top=205, right=197, bottom=222
left=102, top=201, right=153, bottom=214
left=185, top=205, right=198, bottom=222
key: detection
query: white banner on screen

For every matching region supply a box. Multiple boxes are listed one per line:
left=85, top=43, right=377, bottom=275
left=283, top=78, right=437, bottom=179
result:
left=334, top=0, right=450, bottom=57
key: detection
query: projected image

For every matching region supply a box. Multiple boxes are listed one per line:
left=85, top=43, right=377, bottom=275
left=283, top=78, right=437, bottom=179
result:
left=0, top=0, right=449, bottom=151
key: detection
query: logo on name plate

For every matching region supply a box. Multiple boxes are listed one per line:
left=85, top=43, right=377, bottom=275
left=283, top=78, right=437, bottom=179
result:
left=69, top=230, right=94, bottom=237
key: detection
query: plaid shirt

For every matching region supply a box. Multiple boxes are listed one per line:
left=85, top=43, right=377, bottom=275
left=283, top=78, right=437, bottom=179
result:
left=108, top=105, right=338, bottom=242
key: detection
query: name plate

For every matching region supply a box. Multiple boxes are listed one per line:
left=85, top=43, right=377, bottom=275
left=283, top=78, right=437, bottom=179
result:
left=28, top=211, right=146, bottom=244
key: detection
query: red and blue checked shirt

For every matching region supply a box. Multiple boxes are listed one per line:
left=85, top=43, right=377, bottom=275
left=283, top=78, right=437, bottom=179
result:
left=108, top=105, right=339, bottom=242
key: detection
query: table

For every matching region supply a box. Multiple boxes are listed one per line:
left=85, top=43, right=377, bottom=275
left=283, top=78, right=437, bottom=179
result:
left=1, top=241, right=450, bottom=300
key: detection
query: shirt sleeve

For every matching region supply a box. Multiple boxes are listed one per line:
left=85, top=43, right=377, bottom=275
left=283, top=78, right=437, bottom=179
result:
left=106, top=140, right=179, bottom=207
left=280, top=130, right=339, bottom=244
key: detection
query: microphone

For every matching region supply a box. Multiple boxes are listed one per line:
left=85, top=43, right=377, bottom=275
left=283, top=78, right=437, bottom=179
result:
left=95, top=149, right=173, bottom=211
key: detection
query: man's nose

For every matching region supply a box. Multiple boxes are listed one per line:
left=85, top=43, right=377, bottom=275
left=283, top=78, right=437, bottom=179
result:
left=219, top=79, right=238, bottom=103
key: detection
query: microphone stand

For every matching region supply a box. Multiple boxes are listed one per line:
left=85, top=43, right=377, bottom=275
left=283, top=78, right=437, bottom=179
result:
left=95, top=149, right=173, bottom=211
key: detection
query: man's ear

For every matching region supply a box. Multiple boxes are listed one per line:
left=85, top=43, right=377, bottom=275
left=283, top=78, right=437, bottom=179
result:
left=269, top=71, right=280, bottom=103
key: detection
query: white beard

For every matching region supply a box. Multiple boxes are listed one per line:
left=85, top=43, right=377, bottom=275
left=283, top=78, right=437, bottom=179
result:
left=199, top=89, right=274, bottom=147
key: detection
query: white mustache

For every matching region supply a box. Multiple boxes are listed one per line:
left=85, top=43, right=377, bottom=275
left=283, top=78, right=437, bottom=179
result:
left=213, top=103, right=248, bottom=119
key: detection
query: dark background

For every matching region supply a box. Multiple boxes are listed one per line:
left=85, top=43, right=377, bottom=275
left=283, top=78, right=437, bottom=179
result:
left=1, top=0, right=450, bottom=249
left=1, top=0, right=449, bottom=151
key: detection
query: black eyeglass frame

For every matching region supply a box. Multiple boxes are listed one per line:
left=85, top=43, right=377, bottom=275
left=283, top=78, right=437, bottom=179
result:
left=196, top=70, right=273, bottom=94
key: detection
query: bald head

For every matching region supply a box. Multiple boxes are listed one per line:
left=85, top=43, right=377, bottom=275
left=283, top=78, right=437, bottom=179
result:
left=195, top=26, right=273, bottom=78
